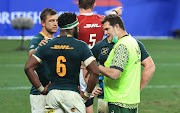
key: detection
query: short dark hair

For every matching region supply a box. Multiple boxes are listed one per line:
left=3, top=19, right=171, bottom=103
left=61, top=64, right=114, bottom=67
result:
left=101, top=14, right=125, bottom=30
left=58, top=12, right=77, bottom=28
left=78, top=0, right=95, bottom=10
left=40, top=8, right=57, bottom=22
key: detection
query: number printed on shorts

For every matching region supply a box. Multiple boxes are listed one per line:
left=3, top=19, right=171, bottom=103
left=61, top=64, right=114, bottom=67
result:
left=56, top=56, right=66, bottom=77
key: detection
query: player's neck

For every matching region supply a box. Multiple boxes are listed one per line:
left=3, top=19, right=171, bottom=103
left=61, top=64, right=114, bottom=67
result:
left=41, top=28, right=54, bottom=38
left=79, top=8, right=93, bottom=15
left=60, top=30, right=71, bottom=36
left=118, top=31, right=128, bottom=40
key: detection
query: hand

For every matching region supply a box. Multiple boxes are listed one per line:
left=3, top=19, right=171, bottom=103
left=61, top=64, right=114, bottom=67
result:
left=92, top=87, right=102, bottom=97
left=109, top=7, right=122, bottom=16
left=114, top=7, right=122, bottom=16
left=38, top=40, right=48, bottom=46
left=42, top=81, right=51, bottom=95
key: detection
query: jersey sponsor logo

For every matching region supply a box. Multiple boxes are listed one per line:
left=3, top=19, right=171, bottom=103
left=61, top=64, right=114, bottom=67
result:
left=84, top=24, right=101, bottom=28
left=51, top=45, right=74, bottom=49
left=32, top=36, right=39, bottom=39
left=101, top=47, right=109, bottom=55
left=29, top=45, right=34, bottom=48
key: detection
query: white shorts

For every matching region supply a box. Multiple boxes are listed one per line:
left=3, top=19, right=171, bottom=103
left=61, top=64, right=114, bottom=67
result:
left=30, top=94, right=46, bottom=113
left=98, top=98, right=108, bottom=113
left=46, top=90, right=86, bottom=113
left=79, top=69, right=87, bottom=92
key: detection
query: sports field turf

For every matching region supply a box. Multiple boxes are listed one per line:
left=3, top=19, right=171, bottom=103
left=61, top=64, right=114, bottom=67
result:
left=0, top=39, right=179, bottom=113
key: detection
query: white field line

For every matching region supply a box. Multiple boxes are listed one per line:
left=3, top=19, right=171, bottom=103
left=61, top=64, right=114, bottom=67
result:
left=0, top=85, right=180, bottom=90
left=0, top=63, right=180, bottom=67
left=0, top=64, right=25, bottom=67
left=0, top=86, right=31, bottom=90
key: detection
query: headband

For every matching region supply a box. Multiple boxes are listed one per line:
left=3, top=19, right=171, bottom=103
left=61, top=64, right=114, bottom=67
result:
left=61, top=19, right=79, bottom=30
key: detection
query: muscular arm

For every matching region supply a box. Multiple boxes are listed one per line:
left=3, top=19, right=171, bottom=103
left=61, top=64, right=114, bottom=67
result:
left=99, top=65, right=121, bottom=79
left=24, top=56, right=42, bottom=89
left=28, top=49, right=36, bottom=58
left=86, top=60, right=100, bottom=93
left=140, top=56, right=155, bottom=91
left=99, top=44, right=128, bottom=80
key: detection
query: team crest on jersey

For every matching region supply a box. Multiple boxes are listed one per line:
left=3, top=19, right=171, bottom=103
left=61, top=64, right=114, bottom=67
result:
left=71, top=108, right=76, bottom=112
left=51, top=45, right=74, bottom=49
left=101, top=47, right=109, bottom=55
left=84, top=24, right=101, bottom=28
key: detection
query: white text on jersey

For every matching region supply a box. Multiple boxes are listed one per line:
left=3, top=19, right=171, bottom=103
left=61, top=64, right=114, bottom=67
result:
left=84, top=24, right=101, bottom=28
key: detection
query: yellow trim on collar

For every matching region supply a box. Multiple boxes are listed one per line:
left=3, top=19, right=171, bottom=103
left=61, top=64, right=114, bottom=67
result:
left=39, top=32, right=53, bottom=39
left=67, top=34, right=72, bottom=37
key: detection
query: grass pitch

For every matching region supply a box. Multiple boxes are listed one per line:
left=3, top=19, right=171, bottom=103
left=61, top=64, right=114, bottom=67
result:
left=0, top=39, right=180, bottom=113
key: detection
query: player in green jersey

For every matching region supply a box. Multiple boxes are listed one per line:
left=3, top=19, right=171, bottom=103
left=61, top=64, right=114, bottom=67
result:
left=98, top=14, right=147, bottom=113
left=25, top=12, right=99, bottom=113
left=28, top=8, right=58, bottom=113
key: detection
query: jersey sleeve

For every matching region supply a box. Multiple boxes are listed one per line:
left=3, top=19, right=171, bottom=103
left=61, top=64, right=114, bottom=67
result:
left=91, top=42, right=100, bottom=61
left=136, top=40, right=150, bottom=62
left=33, top=45, right=47, bottom=63
left=110, top=44, right=129, bottom=72
left=81, top=42, right=95, bottom=67
left=28, top=36, right=43, bottom=52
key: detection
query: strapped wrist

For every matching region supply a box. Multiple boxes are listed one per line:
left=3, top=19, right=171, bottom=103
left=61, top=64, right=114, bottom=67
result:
left=37, top=85, right=44, bottom=93
left=84, top=91, right=91, bottom=98
left=112, top=10, right=118, bottom=15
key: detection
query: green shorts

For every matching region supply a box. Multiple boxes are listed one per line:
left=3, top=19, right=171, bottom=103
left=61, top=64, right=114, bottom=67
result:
left=108, top=103, right=138, bottom=113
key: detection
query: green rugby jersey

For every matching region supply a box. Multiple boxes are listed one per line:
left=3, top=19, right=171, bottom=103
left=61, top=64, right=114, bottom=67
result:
left=34, top=35, right=93, bottom=93
left=92, top=38, right=149, bottom=66
left=104, top=34, right=141, bottom=104
left=92, top=37, right=149, bottom=99
left=92, top=38, right=114, bottom=66
left=28, top=32, right=52, bottom=95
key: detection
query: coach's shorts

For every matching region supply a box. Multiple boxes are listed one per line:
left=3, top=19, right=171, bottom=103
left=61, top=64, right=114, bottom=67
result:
left=108, top=103, right=138, bottom=113
left=30, top=94, right=46, bottom=113
left=46, top=90, right=86, bottom=113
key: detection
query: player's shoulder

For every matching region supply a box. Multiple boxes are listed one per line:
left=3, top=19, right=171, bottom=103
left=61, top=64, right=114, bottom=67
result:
left=97, top=37, right=108, bottom=45
left=93, top=38, right=107, bottom=49
left=93, top=14, right=105, bottom=18
left=32, top=33, right=44, bottom=40
left=74, top=38, right=87, bottom=45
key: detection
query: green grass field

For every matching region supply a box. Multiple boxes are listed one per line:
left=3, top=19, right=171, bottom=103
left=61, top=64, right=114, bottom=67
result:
left=0, top=39, right=180, bottom=113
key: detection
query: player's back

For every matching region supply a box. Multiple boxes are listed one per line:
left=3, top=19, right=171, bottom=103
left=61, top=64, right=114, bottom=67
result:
left=35, top=35, right=92, bottom=93
left=77, top=14, right=104, bottom=49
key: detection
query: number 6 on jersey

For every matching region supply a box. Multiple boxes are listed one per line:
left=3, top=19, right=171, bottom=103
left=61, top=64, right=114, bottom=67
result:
left=56, top=56, right=66, bottom=77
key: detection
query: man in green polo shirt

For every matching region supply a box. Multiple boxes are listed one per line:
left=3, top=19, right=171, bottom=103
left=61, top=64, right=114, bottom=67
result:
left=98, top=14, right=141, bottom=113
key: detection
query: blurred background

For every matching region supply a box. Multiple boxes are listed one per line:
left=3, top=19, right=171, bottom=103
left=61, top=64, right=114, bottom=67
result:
left=0, top=0, right=180, bottom=113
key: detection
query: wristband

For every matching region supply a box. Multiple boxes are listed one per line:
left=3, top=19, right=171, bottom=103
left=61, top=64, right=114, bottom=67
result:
left=84, top=91, right=91, bottom=98
left=112, top=10, right=118, bottom=15
left=37, top=85, right=44, bottom=93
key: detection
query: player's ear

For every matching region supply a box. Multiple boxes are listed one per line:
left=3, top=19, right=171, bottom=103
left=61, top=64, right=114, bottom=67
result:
left=115, top=24, right=120, bottom=30
left=41, top=20, right=45, bottom=27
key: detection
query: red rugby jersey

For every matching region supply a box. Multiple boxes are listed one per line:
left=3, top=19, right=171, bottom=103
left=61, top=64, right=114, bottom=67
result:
left=77, top=13, right=105, bottom=49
